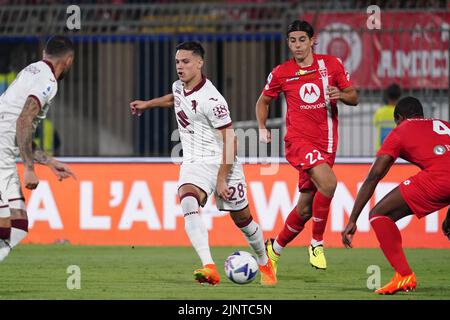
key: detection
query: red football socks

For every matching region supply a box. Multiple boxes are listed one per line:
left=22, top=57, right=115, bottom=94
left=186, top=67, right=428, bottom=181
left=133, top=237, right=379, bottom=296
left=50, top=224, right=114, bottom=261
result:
left=276, top=207, right=308, bottom=247
left=311, top=191, right=332, bottom=242
left=370, top=215, right=413, bottom=276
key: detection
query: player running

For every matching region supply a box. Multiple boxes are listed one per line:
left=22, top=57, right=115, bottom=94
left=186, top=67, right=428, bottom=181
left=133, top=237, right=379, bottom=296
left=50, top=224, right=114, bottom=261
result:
left=0, top=35, right=76, bottom=262
left=256, top=20, right=358, bottom=272
left=342, top=97, right=450, bottom=295
left=129, top=41, right=276, bottom=286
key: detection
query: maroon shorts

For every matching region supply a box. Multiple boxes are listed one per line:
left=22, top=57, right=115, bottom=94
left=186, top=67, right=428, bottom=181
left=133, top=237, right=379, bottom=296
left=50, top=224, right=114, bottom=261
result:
left=285, top=141, right=336, bottom=192
left=399, top=170, right=450, bottom=218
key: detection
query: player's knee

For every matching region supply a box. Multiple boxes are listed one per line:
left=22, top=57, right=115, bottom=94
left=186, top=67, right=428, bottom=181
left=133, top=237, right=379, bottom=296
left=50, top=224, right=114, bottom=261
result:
left=319, top=178, right=337, bottom=197
left=180, top=195, right=200, bottom=216
left=230, top=207, right=251, bottom=227
left=10, top=208, right=27, bottom=220
left=296, top=206, right=312, bottom=221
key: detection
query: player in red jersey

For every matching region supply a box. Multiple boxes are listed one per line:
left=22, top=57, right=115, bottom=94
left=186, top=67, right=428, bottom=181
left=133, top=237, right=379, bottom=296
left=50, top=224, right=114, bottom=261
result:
left=256, top=20, right=358, bottom=271
left=342, top=96, right=450, bottom=294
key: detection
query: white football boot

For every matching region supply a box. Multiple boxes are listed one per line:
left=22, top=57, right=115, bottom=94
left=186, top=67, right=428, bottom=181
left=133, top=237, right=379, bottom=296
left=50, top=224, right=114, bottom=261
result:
left=0, top=239, right=11, bottom=262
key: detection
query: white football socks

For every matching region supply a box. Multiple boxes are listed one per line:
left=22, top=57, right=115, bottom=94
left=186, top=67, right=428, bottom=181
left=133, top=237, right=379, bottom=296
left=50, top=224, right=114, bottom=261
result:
left=311, top=239, right=324, bottom=247
left=239, top=219, right=268, bottom=266
left=181, top=196, right=214, bottom=266
left=272, top=239, right=284, bottom=255
left=10, top=228, right=27, bottom=248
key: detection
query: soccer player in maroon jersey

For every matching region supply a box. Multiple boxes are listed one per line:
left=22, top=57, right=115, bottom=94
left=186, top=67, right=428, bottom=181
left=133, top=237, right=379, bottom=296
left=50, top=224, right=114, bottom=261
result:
left=256, top=20, right=358, bottom=271
left=342, top=96, right=450, bottom=294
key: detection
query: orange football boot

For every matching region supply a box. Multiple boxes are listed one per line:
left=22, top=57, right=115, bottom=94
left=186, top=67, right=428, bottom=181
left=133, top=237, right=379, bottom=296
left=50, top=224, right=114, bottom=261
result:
left=259, top=259, right=277, bottom=286
left=375, top=272, right=416, bottom=295
left=193, top=264, right=220, bottom=286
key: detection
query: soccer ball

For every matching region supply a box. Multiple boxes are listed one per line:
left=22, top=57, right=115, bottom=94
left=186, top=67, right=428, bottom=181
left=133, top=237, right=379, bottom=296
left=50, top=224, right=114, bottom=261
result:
left=224, top=251, right=259, bottom=284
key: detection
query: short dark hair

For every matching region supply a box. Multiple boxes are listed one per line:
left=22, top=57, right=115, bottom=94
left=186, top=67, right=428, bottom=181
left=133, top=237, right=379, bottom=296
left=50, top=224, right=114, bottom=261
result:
left=286, top=20, right=314, bottom=38
left=175, top=41, right=205, bottom=59
left=394, top=96, right=424, bottom=120
left=384, top=83, right=402, bottom=102
left=44, top=35, right=74, bottom=57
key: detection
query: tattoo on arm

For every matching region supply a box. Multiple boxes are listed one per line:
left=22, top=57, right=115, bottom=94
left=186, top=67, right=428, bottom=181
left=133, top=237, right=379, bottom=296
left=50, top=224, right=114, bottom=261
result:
left=16, top=97, right=41, bottom=169
left=32, top=142, right=51, bottom=165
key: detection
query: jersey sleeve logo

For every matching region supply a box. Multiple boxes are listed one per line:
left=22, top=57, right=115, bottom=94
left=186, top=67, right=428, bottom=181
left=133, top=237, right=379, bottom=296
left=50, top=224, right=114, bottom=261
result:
left=299, top=83, right=320, bottom=104
left=42, top=85, right=52, bottom=97
left=174, top=96, right=181, bottom=108
left=264, top=72, right=273, bottom=90
left=213, top=104, right=229, bottom=119
left=433, top=145, right=446, bottom=155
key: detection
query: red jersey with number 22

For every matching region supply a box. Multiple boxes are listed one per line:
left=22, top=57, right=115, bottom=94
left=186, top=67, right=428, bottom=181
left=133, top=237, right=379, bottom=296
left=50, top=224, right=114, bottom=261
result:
left=262, top=53, right=352, bottom=154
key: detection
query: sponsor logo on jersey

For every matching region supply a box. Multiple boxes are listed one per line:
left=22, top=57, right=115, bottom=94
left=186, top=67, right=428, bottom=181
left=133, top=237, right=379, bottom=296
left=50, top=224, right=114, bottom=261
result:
left=295, top=69, right=317, bottom=76
left=433, top=145, right=446, bottom=155
left=299, top=83, right=320, bottom=104
left=209, top=97, right=218, bottom=101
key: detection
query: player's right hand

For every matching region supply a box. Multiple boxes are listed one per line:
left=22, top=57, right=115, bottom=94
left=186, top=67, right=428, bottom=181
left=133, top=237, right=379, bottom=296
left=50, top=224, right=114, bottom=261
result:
left=129, top=100, right=147, bottom=116
left=24, top=168, right=39, bottom=190
left=341, top=221, right=357, bottom=248
left=442, top=216, right=450, bottom=240
left=216, top=179, right=231, bottom=200
left=258, top=127, right=271, bottom=143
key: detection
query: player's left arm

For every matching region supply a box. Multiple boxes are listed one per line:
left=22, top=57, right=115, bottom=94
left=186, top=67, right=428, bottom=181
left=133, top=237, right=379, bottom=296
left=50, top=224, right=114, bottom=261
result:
left=216, top=125, right=237, bottom=200
left=328, top=85, right=359, bottom=106
left=33, top=142, right=76, bottom=182
left=16, top=96, right=42, bottom=189
left=342, top=154, right=394, bottom=248
left=328, top=57, right=358, bottom=106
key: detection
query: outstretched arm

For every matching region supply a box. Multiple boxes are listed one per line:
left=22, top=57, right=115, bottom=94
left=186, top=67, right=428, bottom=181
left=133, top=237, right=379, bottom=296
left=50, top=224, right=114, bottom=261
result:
left=255, top=93, right=273, bottom=143
left=130, top=93, right=174, bottom=116
left=33, top=142, right=76, bottom=181
left=342, top=154, right=394, bottom=248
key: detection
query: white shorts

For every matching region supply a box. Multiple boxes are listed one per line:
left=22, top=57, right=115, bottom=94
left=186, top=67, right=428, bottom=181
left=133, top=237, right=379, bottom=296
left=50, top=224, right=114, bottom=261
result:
left=178, top=162, right=249, bottom=212
left=0, top=124, right=25, bottom=217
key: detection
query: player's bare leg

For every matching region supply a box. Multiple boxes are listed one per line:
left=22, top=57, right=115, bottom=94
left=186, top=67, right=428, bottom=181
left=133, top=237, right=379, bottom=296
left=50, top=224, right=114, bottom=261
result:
left=369, top=186, right=416, bottom=294
left=230, top=206, right=276, bottom=285
left=306, top=163, right=337, bottom=269
left=178, top=184, right=219, bottom=285
left=266, top=191, right=313, bottom=275
left=0, top=214, right=12, bottom=262
left=10, top=207, right=29, bottom=247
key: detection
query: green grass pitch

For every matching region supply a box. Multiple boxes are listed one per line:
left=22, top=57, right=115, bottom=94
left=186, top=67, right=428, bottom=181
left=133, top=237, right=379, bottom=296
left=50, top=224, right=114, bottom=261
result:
left=0, top=245, right=449, bottom=300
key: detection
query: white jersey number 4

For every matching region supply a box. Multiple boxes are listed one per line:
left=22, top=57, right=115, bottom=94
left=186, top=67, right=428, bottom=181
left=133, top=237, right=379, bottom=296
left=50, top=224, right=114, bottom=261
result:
left=433, top=120, right=450, bottom=137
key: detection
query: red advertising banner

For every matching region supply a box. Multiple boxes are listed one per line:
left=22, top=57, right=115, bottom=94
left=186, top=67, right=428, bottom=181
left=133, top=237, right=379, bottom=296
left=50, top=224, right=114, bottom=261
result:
left=17, top=163, right=450, bottom=248
left=303, top=11, right=449, bottom=88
